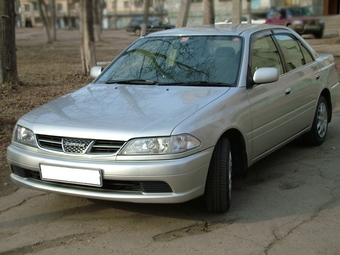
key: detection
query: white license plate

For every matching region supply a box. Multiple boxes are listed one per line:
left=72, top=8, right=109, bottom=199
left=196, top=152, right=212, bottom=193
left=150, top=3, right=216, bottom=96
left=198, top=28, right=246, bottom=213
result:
left=40, top=165, right=102, bottom=187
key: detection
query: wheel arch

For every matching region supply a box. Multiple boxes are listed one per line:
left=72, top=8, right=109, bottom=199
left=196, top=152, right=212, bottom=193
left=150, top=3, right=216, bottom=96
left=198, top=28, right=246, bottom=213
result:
left=320, top=89, right=332, bottom=122
left=221, top=128, right=248, bottom=177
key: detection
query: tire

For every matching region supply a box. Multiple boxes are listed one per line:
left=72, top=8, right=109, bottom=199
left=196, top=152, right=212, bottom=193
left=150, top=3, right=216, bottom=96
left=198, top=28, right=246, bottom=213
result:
left=314, top=30, right=324, bottom=39
left=205, top=137, right=232, bottom=213
left=302, top=96, right=328, bottom=146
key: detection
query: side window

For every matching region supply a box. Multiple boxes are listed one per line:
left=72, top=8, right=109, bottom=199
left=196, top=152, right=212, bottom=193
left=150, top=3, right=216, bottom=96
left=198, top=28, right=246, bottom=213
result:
left=298, top=41, right=314, bottom=64
left=274, top=34, right=306, bottom=72
left=251, top=35, right=283, bottom=76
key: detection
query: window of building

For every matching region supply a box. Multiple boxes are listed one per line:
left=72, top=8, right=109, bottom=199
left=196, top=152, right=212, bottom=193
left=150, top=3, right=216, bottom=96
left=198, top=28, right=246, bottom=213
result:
left=33, top=3, right=38, bottom=10
left=24, top=4, right=30, bottom=11
left=124, top=1, right=129, bottom=8
left=134, top=0, right=143, bottom=7
left=57, top=3, right=63, bottom=11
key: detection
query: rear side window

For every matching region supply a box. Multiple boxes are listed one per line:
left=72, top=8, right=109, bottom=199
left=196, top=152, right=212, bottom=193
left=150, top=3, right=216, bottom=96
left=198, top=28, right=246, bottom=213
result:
left=274, top=34, right=312, bottom=72
left=298, top=41, right=314, bottom=64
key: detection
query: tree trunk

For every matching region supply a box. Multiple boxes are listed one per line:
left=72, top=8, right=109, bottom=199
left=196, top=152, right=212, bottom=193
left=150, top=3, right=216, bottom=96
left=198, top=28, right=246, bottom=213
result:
left=38, top=0, right=52, bottom=43
left=232, top=0, right=242, bottom=24
left=51, top=0, right=57, bottom=41
left=141, top=0, right=150, bottom=37
left=203, top=0, right=215, bottom=25
left=175, top=0, right=191, bottom=28
left=80, top=0, right=97, bottom=75
left=67, top=0, right=71, bottom=29
left=0, top=0, right=19, bottom=85
left=93, top=0, right=101, bottom=41
left=113, top=0, right=118, bottom=30
left=246, top=0, right=251, bottom=23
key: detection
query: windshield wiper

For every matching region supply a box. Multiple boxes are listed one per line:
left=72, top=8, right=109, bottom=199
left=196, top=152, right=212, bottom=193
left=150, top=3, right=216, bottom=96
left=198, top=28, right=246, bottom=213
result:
left=106, top=79, right=158, bottom=85
left=158, top=81, right=233, bottom=87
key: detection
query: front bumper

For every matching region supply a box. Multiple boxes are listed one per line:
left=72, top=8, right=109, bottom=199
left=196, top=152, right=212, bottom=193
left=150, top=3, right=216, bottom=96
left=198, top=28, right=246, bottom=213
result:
left=7, top=144, right=213, bottom=203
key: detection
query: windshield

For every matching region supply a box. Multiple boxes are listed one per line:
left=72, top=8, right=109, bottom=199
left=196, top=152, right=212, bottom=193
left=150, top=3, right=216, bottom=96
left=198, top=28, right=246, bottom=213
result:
left=97, top=35, right=243, bottom=86
left=287, top=7, right=314, bottom=17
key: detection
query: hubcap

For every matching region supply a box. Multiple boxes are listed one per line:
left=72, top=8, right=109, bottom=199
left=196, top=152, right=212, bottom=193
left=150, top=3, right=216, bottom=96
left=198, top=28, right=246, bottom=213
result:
left=317, top=102, right=327, bottom=138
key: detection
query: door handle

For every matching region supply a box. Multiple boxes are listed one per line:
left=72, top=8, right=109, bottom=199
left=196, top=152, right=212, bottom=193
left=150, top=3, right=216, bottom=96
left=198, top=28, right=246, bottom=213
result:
left=285, top=87, right=292, bottom=95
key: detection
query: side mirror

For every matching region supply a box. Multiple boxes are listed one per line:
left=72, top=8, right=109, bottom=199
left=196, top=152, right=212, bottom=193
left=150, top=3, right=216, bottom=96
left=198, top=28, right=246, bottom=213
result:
left=253, top=67, right=279, bottom=84
left=90, top=66, right=103, bottom=78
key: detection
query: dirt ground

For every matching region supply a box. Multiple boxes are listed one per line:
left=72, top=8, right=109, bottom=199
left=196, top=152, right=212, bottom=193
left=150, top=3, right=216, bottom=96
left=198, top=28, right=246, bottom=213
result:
left=1, top=27, right=340, bottom=198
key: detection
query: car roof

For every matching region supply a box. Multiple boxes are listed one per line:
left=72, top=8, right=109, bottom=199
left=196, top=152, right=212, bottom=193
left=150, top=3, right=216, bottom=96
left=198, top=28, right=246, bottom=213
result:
left=144, top=24, right=290, bottom=37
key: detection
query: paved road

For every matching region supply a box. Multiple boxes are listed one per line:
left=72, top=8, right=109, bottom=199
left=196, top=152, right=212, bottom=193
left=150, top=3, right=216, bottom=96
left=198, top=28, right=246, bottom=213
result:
left=1, top=29, right=340, bottom=255
left=1, top=112, right=340, bottom=255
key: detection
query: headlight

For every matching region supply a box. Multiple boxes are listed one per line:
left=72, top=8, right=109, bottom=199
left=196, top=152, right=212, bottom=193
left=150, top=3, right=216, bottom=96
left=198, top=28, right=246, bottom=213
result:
left=13, top=125, right=37, bottom=147
left=119, top=134, right=201, bottom=155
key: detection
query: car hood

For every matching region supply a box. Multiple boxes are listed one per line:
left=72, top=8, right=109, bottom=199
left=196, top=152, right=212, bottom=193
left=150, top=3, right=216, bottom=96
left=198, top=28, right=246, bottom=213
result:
left=19, top=83, right=230, bottom=140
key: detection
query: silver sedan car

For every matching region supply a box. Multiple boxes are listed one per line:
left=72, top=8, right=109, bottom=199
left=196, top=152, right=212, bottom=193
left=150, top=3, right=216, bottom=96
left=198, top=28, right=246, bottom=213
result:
left=7, top=24, right=340, bottom=212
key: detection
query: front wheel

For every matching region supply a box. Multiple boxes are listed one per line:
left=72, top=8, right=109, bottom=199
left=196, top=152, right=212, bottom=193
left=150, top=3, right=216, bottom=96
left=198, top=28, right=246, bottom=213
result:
left=205, top=137, right=232, bottom=213
left=302, top=96, right=328, bottom=146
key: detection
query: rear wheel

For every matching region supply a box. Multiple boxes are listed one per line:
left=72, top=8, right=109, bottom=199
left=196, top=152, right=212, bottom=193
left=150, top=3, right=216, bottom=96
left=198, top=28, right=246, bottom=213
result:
left=205, top=137, right=232, bottom=213
left=314, top=30, right=324, bottom=39
left=302, top=96, right=328, bottom=145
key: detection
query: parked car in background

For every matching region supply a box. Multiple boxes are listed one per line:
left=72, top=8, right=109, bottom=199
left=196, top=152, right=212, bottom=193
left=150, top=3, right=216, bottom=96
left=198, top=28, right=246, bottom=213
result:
left=215, top=15, right=266, bottom=24
left=265, top=6, right=325, bottom=38
left=126, top=16, right=174, bottom=36
left=8, top=25, right=340, bottom=213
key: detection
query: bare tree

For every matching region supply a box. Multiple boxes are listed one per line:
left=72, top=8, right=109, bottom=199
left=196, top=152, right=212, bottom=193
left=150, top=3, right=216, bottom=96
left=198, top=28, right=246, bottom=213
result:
left=112, top=0, right=118, bottom=30
left=154, top=0, right=165, bottom=19
left=175, top=0, right=191, bottom=28
left=67, top=0, right=71, bottom=29
left=0, top=0, right=19, bottom=85
left=38, top=0, right=52, bottom=43
left=80, top=0, right=97, bottom=75
left=141, top=0, right=150, bottom=37
left=51, top=0, right=57, bottom=40
left=203, top=0, right=215, bottom=25
left=232, top=0, right=241, bottom=24
left=246, top=0, right=251, bottom=23
left=93, top=0, right=101, bottom=41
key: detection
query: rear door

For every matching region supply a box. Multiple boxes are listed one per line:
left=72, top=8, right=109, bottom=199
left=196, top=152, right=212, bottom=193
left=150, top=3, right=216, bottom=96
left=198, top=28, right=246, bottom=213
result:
left=273, top=33, right=321, bottom=134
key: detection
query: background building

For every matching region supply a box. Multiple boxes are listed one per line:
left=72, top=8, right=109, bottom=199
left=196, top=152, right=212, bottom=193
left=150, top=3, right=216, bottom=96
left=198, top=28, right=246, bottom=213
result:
left=17, top=0, right=340, bottom=29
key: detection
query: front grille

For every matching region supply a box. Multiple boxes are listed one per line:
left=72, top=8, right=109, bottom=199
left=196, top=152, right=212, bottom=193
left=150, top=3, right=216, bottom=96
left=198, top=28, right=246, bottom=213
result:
left=11, top=166, right=173, bottom=193
left=36, top=135, right=125, bottom=155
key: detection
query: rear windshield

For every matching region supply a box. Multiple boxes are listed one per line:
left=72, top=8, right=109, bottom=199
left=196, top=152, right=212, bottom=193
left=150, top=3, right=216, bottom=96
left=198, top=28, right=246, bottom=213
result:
left=97, top=35, right=243, bottom=86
